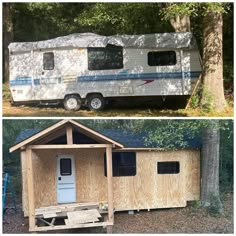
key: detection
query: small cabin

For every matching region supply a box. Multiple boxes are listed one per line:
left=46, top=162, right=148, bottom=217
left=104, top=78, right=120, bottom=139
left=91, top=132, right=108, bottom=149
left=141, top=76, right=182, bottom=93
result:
left=10, top=120, right=200, bottom=232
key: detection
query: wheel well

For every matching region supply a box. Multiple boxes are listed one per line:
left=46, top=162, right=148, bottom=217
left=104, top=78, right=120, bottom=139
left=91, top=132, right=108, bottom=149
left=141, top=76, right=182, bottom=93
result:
left=86, top=93, right=103, bottom=99
left=64, top=93, right=81, bottom=100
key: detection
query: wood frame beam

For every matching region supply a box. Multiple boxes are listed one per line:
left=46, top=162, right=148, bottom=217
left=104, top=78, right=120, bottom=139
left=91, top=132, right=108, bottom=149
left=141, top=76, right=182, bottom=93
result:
left=66, top=125, right=73, bottom=145
left=26, top=148, right=36, bottom=231
left=106, top=146, right=114, bottom=233
left=28, top=144, right=113, bottom=149
left=31, top=221, right=113, bottom=232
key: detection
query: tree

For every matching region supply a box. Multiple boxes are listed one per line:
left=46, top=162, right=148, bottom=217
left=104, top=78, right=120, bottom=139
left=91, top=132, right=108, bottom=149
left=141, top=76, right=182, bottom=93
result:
left=201, top=124, right=223, bottom=212
left=3, top=3, right=14, bottom=83
left=201, top=6, right=226, bottom=112
left=162, top=3, right=227, bottom=112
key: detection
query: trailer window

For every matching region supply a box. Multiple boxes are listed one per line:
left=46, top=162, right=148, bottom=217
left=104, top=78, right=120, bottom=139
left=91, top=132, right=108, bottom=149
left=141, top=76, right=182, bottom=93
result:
left=148, top=51, right=176, bottom=66
left=88, top=45, right=123, bottom=70
left=104, top=152, right=136, bottom=177
left=43, top=52, right=54, bottom=70
left=157, top=161, right=180, bottom=174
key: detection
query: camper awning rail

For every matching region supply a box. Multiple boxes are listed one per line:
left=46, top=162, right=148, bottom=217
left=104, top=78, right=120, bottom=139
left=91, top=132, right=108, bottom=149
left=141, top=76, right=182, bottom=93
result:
left=9, top=32, right=197, bottom=53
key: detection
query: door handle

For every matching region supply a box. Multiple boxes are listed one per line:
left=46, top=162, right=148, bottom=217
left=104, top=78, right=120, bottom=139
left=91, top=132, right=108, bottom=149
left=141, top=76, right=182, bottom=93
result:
left=58, top=177, right=61, bottom=181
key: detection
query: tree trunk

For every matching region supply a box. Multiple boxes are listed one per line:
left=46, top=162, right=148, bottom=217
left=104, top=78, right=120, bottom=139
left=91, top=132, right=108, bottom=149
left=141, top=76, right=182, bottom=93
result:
left=201, top=124, right=223, bottom=213
left=202, top=11, right=226, bottom=112
left=170, top=15, right=191, bottom=32
left=3, top=3, right=14, bottom=84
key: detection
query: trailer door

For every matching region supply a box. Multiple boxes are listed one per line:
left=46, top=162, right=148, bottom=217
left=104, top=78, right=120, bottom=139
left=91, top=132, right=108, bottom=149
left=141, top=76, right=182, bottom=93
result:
left=33, top=51, right=62, bottom=100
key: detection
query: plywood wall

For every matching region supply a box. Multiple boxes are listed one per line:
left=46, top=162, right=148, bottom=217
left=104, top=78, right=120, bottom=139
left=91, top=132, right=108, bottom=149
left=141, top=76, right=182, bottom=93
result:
left=21, top=148, right=200, bottom=216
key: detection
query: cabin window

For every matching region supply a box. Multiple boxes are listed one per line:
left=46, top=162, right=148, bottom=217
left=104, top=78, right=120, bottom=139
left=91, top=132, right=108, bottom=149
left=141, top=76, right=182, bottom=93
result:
left=88, top=44, right=123, bottom=70
left=43, top=52, right=54, bottom=70
left=60, top=158, right=72, bottom=176
left=148, top=51, right=176, bottom=66
left=104, top=152, right=136, bottom=177
left=157, top=161, right=180, bottom=174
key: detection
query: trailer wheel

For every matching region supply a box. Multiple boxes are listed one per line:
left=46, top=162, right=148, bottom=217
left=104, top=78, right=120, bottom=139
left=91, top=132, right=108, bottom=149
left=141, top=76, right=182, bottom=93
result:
left=63, top=95, right=82, bottom=111
left=87, top=94, right=105, bottom=111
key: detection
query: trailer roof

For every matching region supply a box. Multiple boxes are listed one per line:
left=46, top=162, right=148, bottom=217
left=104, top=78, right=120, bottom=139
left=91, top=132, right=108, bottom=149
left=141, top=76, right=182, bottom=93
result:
left=9, top=32, right=197, bottom=53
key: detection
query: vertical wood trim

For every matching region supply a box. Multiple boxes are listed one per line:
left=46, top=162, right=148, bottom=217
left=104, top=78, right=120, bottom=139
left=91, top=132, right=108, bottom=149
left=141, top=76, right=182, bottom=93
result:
left=66, top=125, right=73, bottom=145
left=26, top=148, right=36, bottom=230
left=106, top=147, right=114, bottom=224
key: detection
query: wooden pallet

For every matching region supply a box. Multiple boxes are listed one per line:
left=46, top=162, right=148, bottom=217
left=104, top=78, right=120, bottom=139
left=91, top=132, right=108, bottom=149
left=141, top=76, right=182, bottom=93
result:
left=34, top=202, right=110, bottom=232
left=35, top=202, right=100, bottom=219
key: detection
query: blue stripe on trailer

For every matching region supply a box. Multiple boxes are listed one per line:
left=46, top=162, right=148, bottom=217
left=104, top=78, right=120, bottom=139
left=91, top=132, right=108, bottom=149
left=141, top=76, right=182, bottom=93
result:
left=78, top=71, right=201, bottom=82
left=10, top=77, right=32, bottom=86
left=10, top=71, right=201, bottom=85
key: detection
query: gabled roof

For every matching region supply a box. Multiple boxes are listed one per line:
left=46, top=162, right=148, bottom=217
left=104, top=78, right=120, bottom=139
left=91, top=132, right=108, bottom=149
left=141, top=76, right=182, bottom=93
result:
left=12, top=120, right=201, bottom=152
left=10, top=120, right=123, bottom=152
left=9, top=32, right=197, bottom=53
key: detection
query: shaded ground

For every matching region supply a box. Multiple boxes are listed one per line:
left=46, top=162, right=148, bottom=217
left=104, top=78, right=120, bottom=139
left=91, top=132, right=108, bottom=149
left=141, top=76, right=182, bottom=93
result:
left=3, top=83, right=234, bottom=117
left=3, top=192, right=233, bottom=234
left=2, top=99, right=233, bottom=117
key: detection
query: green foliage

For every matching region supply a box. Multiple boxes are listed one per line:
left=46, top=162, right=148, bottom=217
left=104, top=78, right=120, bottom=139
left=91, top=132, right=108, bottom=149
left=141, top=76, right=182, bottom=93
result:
left=3, top=83, right=11, bottom=100
left=13, top=3, right=89, bottom=41
left=162, top=3, right=226, bottom=20
left=200, top=88, right=214, bottom=113
left=189, top=200, right=201, bottom=210
left=161, top=3, right=198, bottom=20
left=219, top=120, right=233, bottom=192
left=77, top=3, right=172, bottom=35
left=143, top=120, right=231, bottom=150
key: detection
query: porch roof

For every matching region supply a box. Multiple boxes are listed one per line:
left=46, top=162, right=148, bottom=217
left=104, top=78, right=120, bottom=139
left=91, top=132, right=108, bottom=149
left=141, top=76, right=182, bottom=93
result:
left=10, top=120, right=124, bottom=153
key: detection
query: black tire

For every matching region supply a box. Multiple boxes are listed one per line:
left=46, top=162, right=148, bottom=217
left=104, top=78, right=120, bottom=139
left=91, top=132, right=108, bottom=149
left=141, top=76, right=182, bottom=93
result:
left=87, top=94, right=105, bottom=111
left=63, top=95, right=82, bottom=111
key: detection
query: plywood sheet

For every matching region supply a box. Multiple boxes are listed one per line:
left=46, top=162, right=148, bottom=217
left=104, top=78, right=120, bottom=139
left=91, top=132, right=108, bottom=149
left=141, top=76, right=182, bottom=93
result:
left=67, top=209, right=101, bottom=224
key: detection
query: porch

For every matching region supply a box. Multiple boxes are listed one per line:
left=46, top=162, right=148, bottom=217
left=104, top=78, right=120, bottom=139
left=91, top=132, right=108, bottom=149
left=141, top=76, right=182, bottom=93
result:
left=8, top=120, right=124, bottom=233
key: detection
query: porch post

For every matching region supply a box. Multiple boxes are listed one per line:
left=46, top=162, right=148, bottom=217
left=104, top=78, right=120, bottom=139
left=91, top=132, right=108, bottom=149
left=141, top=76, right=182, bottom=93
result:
left=106, top=146, right=113, bottom=233
left=26, top=148, right=36, bottom=231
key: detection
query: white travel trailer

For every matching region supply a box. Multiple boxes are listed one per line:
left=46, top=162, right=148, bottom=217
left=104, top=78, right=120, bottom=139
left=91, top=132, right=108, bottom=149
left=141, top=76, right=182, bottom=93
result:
left=9, top=32, right=201, bottom=111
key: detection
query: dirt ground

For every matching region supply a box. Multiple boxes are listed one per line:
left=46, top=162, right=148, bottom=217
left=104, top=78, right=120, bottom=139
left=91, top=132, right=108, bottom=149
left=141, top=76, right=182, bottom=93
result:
left=3, top=192, right=233, bottom=234
left=3, top=99, right=234, bottom=117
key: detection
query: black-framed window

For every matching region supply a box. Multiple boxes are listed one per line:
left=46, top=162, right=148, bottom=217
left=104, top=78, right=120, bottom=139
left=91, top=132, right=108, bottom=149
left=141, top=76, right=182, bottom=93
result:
left=148, top=51, right=176, bottom=66
left=60, top=158, right=72, bottom=176
left=43, top=52, right=54, bottom=70
left=157, top=161, right=180, bottom=174
left=88, top=44, right=123, bottom=70
left=104, top=152, right=136, bottom=177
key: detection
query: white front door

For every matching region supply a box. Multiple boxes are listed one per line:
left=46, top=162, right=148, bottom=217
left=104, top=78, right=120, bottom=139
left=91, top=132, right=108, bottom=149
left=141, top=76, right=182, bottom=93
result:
left=57, top=155, right=76, bottom=203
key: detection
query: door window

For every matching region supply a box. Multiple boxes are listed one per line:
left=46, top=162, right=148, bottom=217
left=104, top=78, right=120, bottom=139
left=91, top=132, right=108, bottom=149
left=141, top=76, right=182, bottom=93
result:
left=60, top=158, right=72, bottom=176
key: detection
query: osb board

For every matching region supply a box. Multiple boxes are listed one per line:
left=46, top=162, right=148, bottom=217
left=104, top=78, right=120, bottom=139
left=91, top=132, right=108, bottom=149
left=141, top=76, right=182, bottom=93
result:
left=113, top=151, right=188, bottom=210
left=67, top=209, right=101, bottom=224
left=32, top=150, right=57, bottom=209
left=185, top=151, right=201, bottom=200
left=22, top=148, right=200, bottom=216
left=74, top=149, right=107, bottom=203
